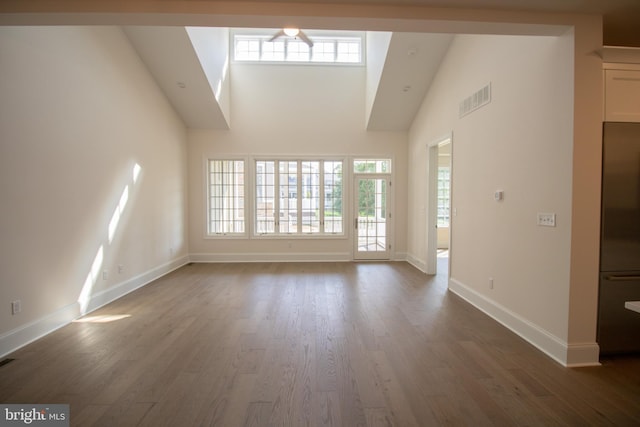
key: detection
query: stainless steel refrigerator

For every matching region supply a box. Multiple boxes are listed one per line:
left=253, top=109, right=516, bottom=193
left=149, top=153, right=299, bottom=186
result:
left=598, top=122, right=640, bottom=354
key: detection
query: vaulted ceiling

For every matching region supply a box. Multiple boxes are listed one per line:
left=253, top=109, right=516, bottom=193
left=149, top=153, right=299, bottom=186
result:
left=123, top=26, right=454, bottom=131
left=4, top=0, right=640, bottom=130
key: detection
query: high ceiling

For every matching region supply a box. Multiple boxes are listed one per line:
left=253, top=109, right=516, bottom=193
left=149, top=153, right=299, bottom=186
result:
left=3, top=0, right=639, bottom=130
left=238, top=0, right=640, bottom=46
left=124, top=26, right=455, bottom=131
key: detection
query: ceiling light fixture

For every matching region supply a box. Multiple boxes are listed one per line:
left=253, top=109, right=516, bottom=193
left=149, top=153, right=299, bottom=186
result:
left=270, top=27, right=314, bottom=47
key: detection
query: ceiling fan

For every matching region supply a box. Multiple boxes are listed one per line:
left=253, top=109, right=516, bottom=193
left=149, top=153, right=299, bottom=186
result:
left=269, top=28, right=314, bottom=48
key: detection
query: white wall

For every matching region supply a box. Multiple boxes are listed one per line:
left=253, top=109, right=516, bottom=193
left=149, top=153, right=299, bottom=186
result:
left=186, top=26, right=231, bottom=124
left=365, top=31, right=392, bottom=127
left=0, top=26, right=188, bottom=356
left=408, top=33, right=577, bottom=363
left=188, top=62, right=408, bottom=261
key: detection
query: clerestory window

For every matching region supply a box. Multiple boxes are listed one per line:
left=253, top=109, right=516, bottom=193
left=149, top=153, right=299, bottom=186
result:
left=233, top=31, right=363, bottom=64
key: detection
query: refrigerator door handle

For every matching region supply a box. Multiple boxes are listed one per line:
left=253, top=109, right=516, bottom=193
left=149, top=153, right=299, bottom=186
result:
left=605, top=275, right=640, bottom=281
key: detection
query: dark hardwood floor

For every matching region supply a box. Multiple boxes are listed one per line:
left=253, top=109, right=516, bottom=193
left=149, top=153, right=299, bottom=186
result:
left=1, top=259, right=640, bottom=426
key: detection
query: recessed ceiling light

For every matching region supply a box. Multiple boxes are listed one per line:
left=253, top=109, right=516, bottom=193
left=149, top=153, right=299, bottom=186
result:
left=407, top=47, right=418, bottom=56
left=177, top=82, right=186, bottom=89
left=402, top=85, right=412, bottom=92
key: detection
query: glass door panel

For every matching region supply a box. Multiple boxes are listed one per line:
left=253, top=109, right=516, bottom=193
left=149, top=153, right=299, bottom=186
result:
left=354, top=177, right=390, bottom=260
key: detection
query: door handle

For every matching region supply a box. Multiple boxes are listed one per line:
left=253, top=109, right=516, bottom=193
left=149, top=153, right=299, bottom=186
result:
left=355, top=218, right=358, bottom=229
left=605, top=275, right=640, bottom=281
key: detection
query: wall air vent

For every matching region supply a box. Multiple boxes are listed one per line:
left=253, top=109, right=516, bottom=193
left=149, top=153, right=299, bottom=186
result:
left=459, top=83, right=491, bottom=118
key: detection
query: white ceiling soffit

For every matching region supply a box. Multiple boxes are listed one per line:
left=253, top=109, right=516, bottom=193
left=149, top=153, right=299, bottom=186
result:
left=123, top=26, right=230, bottom=129
left=367, top=32, right=453, bottom=131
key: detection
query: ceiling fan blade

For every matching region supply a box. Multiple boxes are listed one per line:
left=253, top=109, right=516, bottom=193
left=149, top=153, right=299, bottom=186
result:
left=298, top=30, right=314, bottom=48
left=269, top=29, right=285, bottom=42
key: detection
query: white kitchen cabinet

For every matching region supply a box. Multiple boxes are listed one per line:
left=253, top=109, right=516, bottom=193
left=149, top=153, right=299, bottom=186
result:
left=604, top=67, right=640, bottom=122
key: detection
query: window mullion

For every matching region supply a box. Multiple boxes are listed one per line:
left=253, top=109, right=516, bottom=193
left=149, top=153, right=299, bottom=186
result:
left=274, top=161, right=280, bottom=235
left=319, top=160, right=325, bottom=234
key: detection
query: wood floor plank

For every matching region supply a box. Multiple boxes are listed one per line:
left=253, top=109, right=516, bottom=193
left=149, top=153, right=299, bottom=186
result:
left=1, top=261, right=640, bottom=426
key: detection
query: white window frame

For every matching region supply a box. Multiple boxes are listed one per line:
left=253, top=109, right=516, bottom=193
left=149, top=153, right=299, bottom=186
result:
left=206, top=158, right=248, bottom=238
left=232, top=30, right=365, bottom=65
left=253, top=158, right=346, bottom=238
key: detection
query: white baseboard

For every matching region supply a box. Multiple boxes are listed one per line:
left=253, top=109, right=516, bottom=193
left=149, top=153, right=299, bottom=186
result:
left=393, top=251, right=407, bottom=262
left=0, top=255, right=189, bottom=359
left=448, top=278, right=600, bottom=367
left=565, top=343, right=601, bottom=367
left=189, top=252, right=351, bottom=263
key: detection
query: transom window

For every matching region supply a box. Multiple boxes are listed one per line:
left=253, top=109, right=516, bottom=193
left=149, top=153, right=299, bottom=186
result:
left=234, top=33, right=363, bottom=64
left=353, top=159, right=392, bottom=174
left=255, top=159, right=344, bottom=235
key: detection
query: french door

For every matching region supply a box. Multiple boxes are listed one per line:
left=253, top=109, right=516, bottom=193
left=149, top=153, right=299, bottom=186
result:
left=354, top=176, right=390, bottom=260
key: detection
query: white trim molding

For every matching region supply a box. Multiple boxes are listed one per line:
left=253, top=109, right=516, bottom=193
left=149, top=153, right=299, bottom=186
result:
left=393, top=251, right=408, bottom=262
left=406, top=253, right=428, bottom=273
left=0, top=255, right=190, bottom=359
left=448, top=278, right=600, bottom=367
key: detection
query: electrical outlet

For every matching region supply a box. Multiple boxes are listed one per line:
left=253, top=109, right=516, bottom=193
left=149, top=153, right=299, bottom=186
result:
left=489, top=277, right=494, bottom=290
left=537, top=213, right=556, bottom=227
left=118, top=265, right=124, bottom=274
left=11, top=300, right=21, bottom=315
left=102, top=270, right=108, bottom=280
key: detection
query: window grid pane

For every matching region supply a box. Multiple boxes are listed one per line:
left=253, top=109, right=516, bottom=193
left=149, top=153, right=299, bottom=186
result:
left=302, top=161, right=320, bottom=233
left=312, top=41, right=336, bottom=62
left=279, top=161, right=298, bottom=233
left=324, top=161, right=343, bottom=233
left=262, top=40, right=285, bottom=61
left=286, top=41, right=310, bottom=61
left=235, top=38, right=260, bottom=61
left=256, top=161, right=276, bottom=234
left=437, top=167, right=450, bottom=227
left=358, top=178, right=387, bottom=252
left=209, top=160, right=245, bottom=235
left=336, top=41, right=360, bottom=63
left=353, top=159, right=392, bottom=174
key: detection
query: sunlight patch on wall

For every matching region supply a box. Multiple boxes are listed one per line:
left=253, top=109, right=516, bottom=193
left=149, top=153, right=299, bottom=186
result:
left=78, top=245, right=104, bottom=314
left=108, top=186, right=129, bottom=244
left=133, top=162, right=141, bottom=183
left=77, top=162, right=143, bottom=315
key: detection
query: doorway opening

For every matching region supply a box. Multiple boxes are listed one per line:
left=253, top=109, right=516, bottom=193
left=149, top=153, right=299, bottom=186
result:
left=353, top=158, right=392, bottom=260
left=427, top=135, right=452, bottom=275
